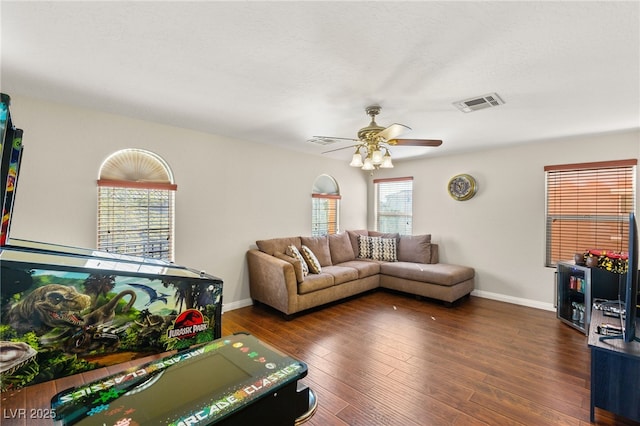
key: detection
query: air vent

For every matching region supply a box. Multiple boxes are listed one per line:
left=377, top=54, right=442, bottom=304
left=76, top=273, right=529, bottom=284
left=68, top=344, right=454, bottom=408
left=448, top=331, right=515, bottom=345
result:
left=454, top=93, right=505, bottom=113
left=307, top=137, right=338, bottom=146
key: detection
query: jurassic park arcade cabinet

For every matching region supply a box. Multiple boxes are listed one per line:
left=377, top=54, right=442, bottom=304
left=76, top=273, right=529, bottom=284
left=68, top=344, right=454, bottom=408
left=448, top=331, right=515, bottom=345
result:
left=0, top=93, right=223, bottom=391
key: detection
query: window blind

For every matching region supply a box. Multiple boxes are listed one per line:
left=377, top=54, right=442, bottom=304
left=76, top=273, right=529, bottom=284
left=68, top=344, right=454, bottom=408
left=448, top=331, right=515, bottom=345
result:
left=312, top=194, right=340, bottom=236
left=97, top=180, right=176, bottom=261
left=545, top=159, right=636, bottom=266
left=374, top=177, right=413, bottom=235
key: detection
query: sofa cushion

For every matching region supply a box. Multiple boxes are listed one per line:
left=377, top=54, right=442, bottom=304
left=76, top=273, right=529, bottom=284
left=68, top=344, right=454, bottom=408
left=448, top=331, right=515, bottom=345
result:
left=329, top=232, right=356, bottom=264
left=301, top=245, right=322, bottom=274
left=298, top=273, right=334, bottom=294
left=346, top=230, right=368, bottom=257
left=380, top=262, right=474, bottom=286
left=358, top=235, right=398, bottom=262
left=256, top=236, right=301, bottom=256
left=397, top=234, right=432, bottom=264
left=300, top=235, right=332, bottom=266
left=335, top=260, right=381, bottom=279
left=321, top=265, right=359, bottom=285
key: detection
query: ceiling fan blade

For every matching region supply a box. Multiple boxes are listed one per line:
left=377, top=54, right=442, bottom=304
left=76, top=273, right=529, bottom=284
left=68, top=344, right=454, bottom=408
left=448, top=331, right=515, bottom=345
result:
left=376, top=123, right=411, bottom=141
left=388, top=138, right=443, bottom=147
left=322, top=144, right=361, bottom=154
left=310, top=136, right=359, bottom=143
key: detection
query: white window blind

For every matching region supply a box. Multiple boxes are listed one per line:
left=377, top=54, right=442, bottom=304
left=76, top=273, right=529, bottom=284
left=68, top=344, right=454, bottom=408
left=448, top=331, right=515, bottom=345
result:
left=545, top=159, right=636, bottom=267
left=97, top=180, right=176, bottom=261
left=374, top=177, right=413, bottom=235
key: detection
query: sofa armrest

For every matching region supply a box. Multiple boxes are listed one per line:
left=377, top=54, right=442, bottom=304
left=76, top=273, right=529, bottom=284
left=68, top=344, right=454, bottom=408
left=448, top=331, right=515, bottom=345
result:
left=246, top=249, right=299, bottom=314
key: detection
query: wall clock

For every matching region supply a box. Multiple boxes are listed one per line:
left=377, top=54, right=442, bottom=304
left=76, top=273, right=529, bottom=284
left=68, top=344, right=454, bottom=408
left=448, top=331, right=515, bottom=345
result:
left=448, top=174, right=477, bottom=201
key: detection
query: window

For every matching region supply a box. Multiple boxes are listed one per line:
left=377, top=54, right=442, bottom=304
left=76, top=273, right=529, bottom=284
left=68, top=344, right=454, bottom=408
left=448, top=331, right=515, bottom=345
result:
left=312, top=175, right=340, bottom=236
left=374, top=177, right=413, bottom=235
left=545, top=159, right=636, bottom=267
left=97, top=149, right=176, bottom=261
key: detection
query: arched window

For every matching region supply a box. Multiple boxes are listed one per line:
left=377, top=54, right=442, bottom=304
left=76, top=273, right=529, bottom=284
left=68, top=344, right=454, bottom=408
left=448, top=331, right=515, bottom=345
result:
left=97, top=149, right=176, bottom=261
left=312, top=174, right=340, bottom=236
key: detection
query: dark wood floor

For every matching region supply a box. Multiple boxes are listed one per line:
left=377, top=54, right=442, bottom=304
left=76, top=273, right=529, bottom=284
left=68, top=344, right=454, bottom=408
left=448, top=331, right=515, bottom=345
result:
left=2, top=290, right=639, bottom=425
left=222, top=291, right=639, bottom=426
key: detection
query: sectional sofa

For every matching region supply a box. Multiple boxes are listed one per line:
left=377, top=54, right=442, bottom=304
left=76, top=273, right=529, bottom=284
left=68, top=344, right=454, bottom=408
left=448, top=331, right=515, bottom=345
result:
left=246, top=230, right=475, bottom=316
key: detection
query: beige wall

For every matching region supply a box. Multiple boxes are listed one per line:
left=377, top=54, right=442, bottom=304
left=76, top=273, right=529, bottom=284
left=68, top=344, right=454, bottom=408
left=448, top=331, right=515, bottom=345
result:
left=7, top=96, right=368, bottom=310
left=371, top=130, right=640, bottom=310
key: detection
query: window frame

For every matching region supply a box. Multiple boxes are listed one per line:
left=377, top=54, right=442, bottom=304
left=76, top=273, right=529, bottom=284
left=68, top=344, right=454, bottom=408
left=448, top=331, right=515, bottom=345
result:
left=97, top=149, right=176, bottom=262
left=544, top=159, right=637, bottom=267
left=374, top=176, right=413, bottom=235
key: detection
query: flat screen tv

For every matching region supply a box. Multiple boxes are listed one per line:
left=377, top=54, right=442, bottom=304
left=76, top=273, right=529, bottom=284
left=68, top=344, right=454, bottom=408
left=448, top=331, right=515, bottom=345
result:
left=600, top=212, right=639, bottom=343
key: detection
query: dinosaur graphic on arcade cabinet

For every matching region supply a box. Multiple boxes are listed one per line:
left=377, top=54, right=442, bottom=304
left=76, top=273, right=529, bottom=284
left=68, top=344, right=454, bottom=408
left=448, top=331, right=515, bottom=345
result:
left=7, top=284, right=90, bottom=334
left=127, top=282, right=171, bottom=307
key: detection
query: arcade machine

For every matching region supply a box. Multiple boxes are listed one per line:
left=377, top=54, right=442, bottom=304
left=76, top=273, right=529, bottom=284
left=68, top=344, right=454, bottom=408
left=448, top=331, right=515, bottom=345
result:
left=0, top=93, right=315, bottom=425
left=0, top=94, right=223, bottom=394
left=51, top=332, right=315, bottom=426
left=0, top=92, right=23, bottom=246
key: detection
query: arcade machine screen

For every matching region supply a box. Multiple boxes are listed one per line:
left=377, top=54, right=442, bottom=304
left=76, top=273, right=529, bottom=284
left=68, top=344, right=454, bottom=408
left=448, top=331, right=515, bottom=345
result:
left=51, top=333, right=310, bottom=426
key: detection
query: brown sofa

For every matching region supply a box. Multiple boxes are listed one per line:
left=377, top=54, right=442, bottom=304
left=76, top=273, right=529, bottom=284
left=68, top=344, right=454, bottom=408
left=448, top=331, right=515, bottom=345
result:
left=246, top=230, right=475, bottom=316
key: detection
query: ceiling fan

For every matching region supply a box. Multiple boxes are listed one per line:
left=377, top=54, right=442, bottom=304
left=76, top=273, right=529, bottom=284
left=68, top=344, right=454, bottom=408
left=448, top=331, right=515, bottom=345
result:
left=311, top=105, right=442, bottom=170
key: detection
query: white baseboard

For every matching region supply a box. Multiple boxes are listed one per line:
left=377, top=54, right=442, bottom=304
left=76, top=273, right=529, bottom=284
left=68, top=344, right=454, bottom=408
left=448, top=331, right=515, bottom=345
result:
left=222, top=298, right=253, bottom=313
left=472, top=289, right=556, bottom=312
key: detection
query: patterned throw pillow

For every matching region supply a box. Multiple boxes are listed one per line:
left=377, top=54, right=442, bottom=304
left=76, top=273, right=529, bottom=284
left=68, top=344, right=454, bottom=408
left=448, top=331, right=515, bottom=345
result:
left=300, top=245, right=322, bottom=274
left=286, top=245, right=309, bottom=276
left=358, top=235, right=397, bottom=262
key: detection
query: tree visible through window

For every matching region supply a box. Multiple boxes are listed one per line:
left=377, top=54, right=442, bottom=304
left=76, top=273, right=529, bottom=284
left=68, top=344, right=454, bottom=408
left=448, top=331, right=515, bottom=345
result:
left=545, top=159, right=636, bottom=267
left=375, top=177, right=413, bottom=235
left=97, top=149, right=176, bottom=261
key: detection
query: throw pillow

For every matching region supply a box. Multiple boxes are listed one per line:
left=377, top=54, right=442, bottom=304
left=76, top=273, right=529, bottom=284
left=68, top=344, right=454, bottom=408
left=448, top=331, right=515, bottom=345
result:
left=369, top=231, right=400, bottom=240
left=329, top=232, right=356, bottom=264
left=300, top=245, right=322, bottom=274
left=397, top=234, right=432, bottom=263
left=285, top=245, right=309, bottom=277
left=275, top=251, right=305, bottom=283
left=346, top=230, right=368, bottom=258
left=358, top=235, right=397, bottom=262
left=300, top=235, right=332, bottom=266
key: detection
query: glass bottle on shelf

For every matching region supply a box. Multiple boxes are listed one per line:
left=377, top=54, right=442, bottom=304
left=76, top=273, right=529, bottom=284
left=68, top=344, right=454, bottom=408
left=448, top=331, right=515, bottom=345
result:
left=557, top=261, right=591, bottom=334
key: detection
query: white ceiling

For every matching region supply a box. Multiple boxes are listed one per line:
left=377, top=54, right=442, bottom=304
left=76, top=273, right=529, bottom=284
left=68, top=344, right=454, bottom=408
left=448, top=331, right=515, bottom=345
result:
left=1, top=1, right=639, bottom=162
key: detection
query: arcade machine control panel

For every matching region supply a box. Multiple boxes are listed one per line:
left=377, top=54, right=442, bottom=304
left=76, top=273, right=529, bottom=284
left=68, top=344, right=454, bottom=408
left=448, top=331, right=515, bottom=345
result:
left=51, top=332, right=316, bottom=426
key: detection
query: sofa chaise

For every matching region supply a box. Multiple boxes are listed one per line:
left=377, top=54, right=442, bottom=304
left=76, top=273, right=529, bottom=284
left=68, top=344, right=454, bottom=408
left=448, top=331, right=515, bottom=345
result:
left=246, top=230, right=475, bottom=316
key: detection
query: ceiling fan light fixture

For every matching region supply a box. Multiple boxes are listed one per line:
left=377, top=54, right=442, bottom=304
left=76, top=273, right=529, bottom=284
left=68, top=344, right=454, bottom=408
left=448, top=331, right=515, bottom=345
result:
left=349, top=150, right=364, bottom=167
left=371, top=148, right=383, bottom=165
left=349, top=146, right=364, bottom=167
left=380, top=149, right=393, bottom=168
left=317, top=105, right=442, bottom=171
left=362, top=157, right=375, bottom=171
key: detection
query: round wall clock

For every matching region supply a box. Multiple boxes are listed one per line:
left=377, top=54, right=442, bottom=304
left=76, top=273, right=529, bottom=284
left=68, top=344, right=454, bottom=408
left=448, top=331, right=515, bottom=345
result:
left=448, top=174, right=477, bottom=201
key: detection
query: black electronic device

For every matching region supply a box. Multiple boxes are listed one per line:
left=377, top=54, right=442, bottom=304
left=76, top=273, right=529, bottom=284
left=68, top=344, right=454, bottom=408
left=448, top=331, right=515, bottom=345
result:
left=599, top=212, right=640, bottom=343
